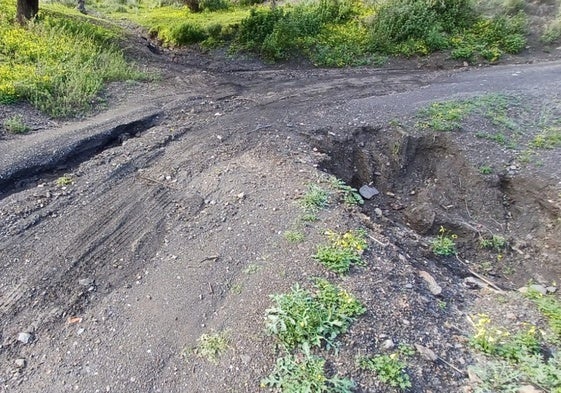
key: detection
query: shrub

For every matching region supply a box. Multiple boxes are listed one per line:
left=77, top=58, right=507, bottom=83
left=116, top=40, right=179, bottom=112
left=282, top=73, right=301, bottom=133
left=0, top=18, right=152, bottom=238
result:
left=235, top=0, right=362, bottom=60
left=200, top=0, right=230, bottom=12
left=369, top=0, right=476, bottom=54
left=172, top=22, right=207, bottom=44
left=3, top=115, right=29, bottom=134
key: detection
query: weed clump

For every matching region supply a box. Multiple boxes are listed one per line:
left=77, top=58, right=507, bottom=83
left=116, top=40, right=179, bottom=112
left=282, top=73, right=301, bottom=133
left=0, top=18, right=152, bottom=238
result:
left=266, top=279, right=365, bottom=350
left=3, top=115, right=29, bottom=134
left=359, top=353, right=412, bottom=390
left=313, top=229, right=368, bottom=274
left=262, top=346, right=355, bottom=393
left=469, top=313, right=561, bottom=392
left=430, top=226, right=457, bottom=256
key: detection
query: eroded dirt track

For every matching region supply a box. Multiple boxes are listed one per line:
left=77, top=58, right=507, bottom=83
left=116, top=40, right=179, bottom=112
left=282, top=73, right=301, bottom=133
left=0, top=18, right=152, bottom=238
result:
left=1, top=56, right=561, bottom=392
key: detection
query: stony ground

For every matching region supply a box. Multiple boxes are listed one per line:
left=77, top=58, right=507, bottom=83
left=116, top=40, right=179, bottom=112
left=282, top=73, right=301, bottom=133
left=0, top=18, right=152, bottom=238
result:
left=1, top=35, right=561, bottom=393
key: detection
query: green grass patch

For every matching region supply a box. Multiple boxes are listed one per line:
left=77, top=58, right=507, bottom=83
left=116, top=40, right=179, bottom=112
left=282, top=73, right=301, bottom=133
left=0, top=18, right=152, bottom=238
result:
left=526, top=290, right=561, bottom=340
left=122, top=5, right=249, bottom=46
left=479, top=234, right=507, bottom=251
left=89, top=0, right=527, bottom=66
left=313, top=229, right=368, bottom=274
left=284, top=230, right=305, bottom=243
left=530, top=127, right=561, bottom=149
left=0, top=0, right=146, bottom=117
left=266, top=279, right=366, bottom=350
left=418, top=93, right=518, bottom=133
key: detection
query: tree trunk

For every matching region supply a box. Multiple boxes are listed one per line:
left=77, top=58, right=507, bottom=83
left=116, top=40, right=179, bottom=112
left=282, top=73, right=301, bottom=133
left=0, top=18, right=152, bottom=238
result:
left=16, top=0, right=39, bottom=24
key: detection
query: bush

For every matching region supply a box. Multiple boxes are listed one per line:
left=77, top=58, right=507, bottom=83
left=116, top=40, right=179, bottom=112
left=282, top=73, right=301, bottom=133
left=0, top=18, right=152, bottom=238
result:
left=172, top=22, right=207, bottom=44
left=369, top=0, right=476, bottom=54
left=235, top=0, right=362, bottom=60
left=200, top=0, right=229, bottom=11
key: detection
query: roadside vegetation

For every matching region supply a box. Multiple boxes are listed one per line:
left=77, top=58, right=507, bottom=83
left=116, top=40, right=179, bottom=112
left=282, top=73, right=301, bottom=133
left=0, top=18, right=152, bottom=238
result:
left=0, top=0, right=146, bottom=117
left=2, top=0, right=560, bottom=117
left=92, top=0, right=530, bottom=65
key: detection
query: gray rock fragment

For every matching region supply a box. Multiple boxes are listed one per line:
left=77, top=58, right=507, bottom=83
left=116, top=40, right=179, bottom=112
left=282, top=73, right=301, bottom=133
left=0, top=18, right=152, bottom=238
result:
left=359, top=185, right=379, bottom=199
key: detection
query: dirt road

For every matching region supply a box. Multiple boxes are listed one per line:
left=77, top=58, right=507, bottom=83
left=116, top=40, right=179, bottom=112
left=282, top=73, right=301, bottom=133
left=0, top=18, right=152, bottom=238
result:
left=1, top=53, right=561, bottom=392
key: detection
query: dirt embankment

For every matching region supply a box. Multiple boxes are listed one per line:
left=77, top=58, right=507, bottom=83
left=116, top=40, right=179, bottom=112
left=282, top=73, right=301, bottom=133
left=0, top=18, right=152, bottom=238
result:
left=1, top=39, right=561, bottom=393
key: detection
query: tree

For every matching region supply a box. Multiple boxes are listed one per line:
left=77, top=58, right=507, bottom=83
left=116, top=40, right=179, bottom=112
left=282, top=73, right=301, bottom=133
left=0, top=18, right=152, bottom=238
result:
left=16, top=0, right=38, bottom=24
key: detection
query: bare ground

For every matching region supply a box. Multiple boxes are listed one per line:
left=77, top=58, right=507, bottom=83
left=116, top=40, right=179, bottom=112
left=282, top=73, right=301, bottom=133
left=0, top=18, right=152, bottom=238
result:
left=1, top=34, right=561, bottom=393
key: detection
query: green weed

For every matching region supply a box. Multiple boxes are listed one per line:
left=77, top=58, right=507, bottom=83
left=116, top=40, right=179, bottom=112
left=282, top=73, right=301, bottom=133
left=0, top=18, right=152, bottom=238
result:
left=328, top=177, right=364, bottom=206
left=469, top=314, right=561, bottom=392
left=284, top=230, right=305, bottom=243
left=2, top=115, right=29, bottom=134
left=313, top=229, right=368, bottom=274
left=479, top=234, right=507, bottom=251
left=417, top=100, right=472, bottom=131
left=359, top=353, right=412, bottom=390
left=265, top=279, right=365, bottom=350
left=56, top=175, right=73, bottom=186
left=300, top=184, right=329, bottom=212
left=243, top=263, right=261, bottom=274
left=262, top=346, right=355, bottom=393
left=479, top=165, right=493, bottom=174
left=526, top=290, right=561, bottom=339
left=194, top=330, right=230, bottom=363
left=530, top=127, right=561, bottom=149
left=541, top=14, right=561, bottom=44
left=430, top=226, right=457, bottom=257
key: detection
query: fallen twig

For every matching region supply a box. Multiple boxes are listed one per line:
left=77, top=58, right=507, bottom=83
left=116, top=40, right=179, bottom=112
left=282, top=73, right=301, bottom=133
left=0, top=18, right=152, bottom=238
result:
left=367, top=234, right=389, bottom=247
left=456, top=255, right=504, bottom=293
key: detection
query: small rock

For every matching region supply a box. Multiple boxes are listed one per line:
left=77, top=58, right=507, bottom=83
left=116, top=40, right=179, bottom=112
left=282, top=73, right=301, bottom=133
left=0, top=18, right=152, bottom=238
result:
left=14, top=358, right=26, bottom=368
left=529, top=284, right=548, bottom=296
left=17, top=332, right=33, bottom=344
left=404, top=283, right=413, bottom=289
left=237, top=192, right=245, bottom=200
left=415, top=344, right=437, bottom=362
left=546, top=286, right=557, bottom=294
left=359, top=185, right=379, bottom=199
left=374, top=208, right=383, bottom=218
left=78, top=278, right=94, bottom=287
left=381, top=339, right=394, bottom=350
left=464, top=277, right=486, bottom=289
left=419, top=270, right=442, bottom=295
